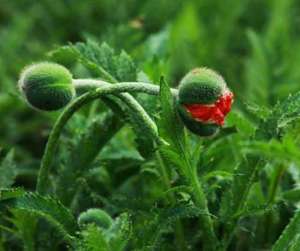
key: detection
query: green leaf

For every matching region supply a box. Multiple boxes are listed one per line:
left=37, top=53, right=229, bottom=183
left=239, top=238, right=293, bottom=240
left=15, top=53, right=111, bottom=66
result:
left=222, top=91, right=300, bottom=222
left=158, top=145, right=187, bottom=177
left=282, top=188, right=300, bottom=203
left=0, top=187, right=25, bottom=201
left=221, top=156, right=264, bottom=220
left=78, top=224, right=110, bottom=251
left=115, top=50, right=137, bottom=82
left=243, top=137, right=300, bottom=165
left=257, top=91, right=300, bottom=140
left=12, top=192, right=77, bottom=244
left=56, top=113, right=123, bottom=205
left=51, top=40, right=137, bottom=83
left=245, top=30, right=270, bottom=107
left=10, top=209, right=37, bottom=251
left=133, top=203, right=206, bottom=250
left=287, top=234, right=300, bottom=251
left=158, top=77, right=185, bottom=149
left=0, top=150, right=16, bottom=188
left=108, top=213, right=132, bottom=251
left=51, top=41, right=155, bottom=159
left=272, top=210, right=300, bottom=251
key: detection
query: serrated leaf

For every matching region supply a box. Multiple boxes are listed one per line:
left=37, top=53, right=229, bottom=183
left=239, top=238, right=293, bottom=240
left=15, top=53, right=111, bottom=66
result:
left=10, top=209, right=37, bottom=251
left=272, top=209, right=300, bottom=251
left=108, top=213, right=132, bottom=251
left=51, top=41, right=155, bottom=158
left=115, top=50, right=137, bottom=81
left=0, top=187, right=25, bottom=201
left=222, top=91, right=300, bottom=225
left=242, top=137, right=300, bottom=165
left=55, top=40, right=137, bottom=83
left=12, top=193, right=77, bottom=244
left=0, top=150, right=16, bottom=188
left=134, top=203, right=206, bottom=250
left=257, top=91, right=300, bottom=140
left=222, top=156, right=265, bottom=220
left=158, top=146, right=187, bottom=177
left=158, top=77, right=185, bottom=149
left=78, top=224, right=110, bottom=251
left=56, top=113, right=123, bottom=205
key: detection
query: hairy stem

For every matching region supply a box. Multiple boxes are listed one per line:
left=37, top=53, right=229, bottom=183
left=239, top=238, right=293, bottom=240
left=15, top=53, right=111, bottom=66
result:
left=155, top=150, right=187, bottom=251
left=73, top=79, right=179, bottom=96
left=37, top=79, right=216, bottom=250
left=76, top=80, right=216, bottom=248
left=189, top=167, right=218, bottom=251
left=74, top=79, right=179, bottom=145
left=36, top=82, right=172, bottom=194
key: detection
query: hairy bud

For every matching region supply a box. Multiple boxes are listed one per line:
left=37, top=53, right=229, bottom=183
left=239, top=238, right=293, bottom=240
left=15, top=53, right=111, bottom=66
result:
left=177, top=68, right=233, bottom=136
left=18, top=62, right=75, bottom=111
left=78, top=208, right=113, bottom=229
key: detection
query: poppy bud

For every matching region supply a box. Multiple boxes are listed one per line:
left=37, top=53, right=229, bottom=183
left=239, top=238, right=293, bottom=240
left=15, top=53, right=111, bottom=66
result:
left=177, top=68, right=233, bottom=136
left=78, top=208, right=113, bottom=229
left=18, top=62, right=75, bottom=111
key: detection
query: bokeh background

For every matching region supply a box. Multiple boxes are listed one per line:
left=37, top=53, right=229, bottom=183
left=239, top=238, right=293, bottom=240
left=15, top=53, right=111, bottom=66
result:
left=0, top=0, right=300, bottom=198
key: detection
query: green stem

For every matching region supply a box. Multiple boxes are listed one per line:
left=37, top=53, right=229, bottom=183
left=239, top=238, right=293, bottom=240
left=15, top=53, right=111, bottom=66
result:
left=267, top=164, right=286, bottom=204
left=176, top=142, right=218, bottom=250
left=73, top=79, right=179, bottom=96
left=36, top=79, right=217, bottom=250
left=189, top=167, right=218, bottom=251
left=264, top=164, right=286, bottom=245
left=78, top=79, right=217, bottom=248
left=221, top=158, right=264, bottom=250
left=36, top=82, right=171, bottom=194
left=155, top=150, right=187, bottom=251
left=74, top=79, right=179, bottom=143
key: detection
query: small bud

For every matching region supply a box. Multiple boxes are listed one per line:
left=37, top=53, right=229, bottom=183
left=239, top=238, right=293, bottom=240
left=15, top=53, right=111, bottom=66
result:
left=78, top=208, right=113, bottom=229
left=177, top=68, right=233, bottom=136
left=18, top=62, right=75, bottom=111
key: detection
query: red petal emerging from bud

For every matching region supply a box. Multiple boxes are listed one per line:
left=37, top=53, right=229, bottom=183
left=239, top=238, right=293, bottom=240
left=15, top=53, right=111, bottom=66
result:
left=184, top=92, right=234, bottom=126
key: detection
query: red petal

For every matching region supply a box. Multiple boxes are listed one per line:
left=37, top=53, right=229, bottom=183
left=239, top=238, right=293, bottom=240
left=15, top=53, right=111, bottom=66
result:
left=184, top=91, right=233, bottom=126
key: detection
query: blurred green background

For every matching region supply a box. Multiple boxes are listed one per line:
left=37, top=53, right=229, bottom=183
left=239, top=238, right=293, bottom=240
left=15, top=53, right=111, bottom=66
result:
left=1, top=0, right=300, bottom=182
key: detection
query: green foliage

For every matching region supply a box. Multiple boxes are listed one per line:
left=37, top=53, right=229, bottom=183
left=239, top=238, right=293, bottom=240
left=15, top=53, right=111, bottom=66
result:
left=0, top=187, right=25, bottom=201
left=0, top=150, right=16, bottom=188
left=272, top=210, right=300, bottom=251
left=77, top=224, right=109, bottom=251
left=77, top=212, right=131, bottom=251
left=2, top=1, right=300, bottom=250
left=51, top=41, right=155, bottom=158
left=12, top=192, right=77, bottom=243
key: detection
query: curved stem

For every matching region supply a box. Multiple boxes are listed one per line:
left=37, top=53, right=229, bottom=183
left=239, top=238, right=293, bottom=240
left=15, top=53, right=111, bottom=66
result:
left=74, top=79, right=178, bottom=145
left=75, top=79, right=217, bottom=249
left=36, top=79, right=216, bottom=250
left=73, top=79, right=179, bottom=96
left=36, top=83, right=170, bottom=194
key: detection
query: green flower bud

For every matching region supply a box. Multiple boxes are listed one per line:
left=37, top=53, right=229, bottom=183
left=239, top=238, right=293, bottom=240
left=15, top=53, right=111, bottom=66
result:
left=78, top=208, right=113, bottom=229
left=18, top=62, right=75, bottom=111
left=177, top=68, right=233, bottom=137
left=178, top=68, right=226, bottom=105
